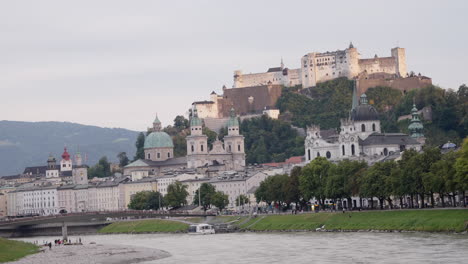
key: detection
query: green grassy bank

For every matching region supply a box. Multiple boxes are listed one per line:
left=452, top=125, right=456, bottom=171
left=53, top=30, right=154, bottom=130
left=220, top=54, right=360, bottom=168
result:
left=98, top=219, right=189, bottom=234
left=241, top=209, right=468, bottom=232
left=0, top=237, right=39, bottom=263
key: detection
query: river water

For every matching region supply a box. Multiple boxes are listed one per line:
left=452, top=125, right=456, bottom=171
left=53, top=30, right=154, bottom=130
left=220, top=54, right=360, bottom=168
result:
left=19, top=232, right=468, bottom=264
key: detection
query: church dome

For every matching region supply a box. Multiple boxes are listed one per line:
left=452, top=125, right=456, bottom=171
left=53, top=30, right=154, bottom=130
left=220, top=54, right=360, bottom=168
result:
left=144, top=131, right=174, bottom=149
left=351, top=94, right=379, bottom=121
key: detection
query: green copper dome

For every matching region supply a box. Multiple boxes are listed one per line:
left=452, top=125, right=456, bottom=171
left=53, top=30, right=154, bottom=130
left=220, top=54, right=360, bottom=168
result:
left=190, top=107, right=202, bottom=127
left=144, top=131, right=174, bottom=149
left=227, top=108, right=239, bottom=127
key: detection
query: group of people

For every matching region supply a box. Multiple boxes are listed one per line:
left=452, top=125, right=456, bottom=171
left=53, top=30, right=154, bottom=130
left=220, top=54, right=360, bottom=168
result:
left=37, top=237, right=83, bottom=250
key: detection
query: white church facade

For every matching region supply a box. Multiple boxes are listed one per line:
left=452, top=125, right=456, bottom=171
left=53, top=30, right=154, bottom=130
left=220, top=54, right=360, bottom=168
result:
left=304, top=87, right=424, bottom=164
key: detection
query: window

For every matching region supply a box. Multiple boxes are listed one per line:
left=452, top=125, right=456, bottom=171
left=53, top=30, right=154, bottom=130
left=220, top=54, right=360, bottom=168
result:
left=383, top=148, right=388, bottom=156
left=201, top=145, right=204, bottom=152
left=147, top=153, right=151, bottom=159
left=317, top=152, right=320, bottom=157
left=326, top=151, right=331, bottom=159
left=372, top=123, right=376, bottom=132
left=168, top=152, right=171, bottom=158
left=351, top=144, right=355, bottom=156
left=157, top=153, right=161, bottom=159
left=229, top=145, right=232, bottom=152
left=308, top=149, right=311, bottom=160
left=361, top=124, right=366, bottom=132
left=238, top=145, right=241, bottom=151
left=191, top=145, right=194, bottom=152
left=342, top=145, right=345, bottom=156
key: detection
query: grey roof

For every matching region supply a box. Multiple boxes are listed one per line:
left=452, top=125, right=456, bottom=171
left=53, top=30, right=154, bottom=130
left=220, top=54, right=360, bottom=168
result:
left=351, top=105, right=379, bottom=121
left=360, top=133, right=420, bottom=146
left=126, top=157, right=187, bottom=168
left=321, top=129, right=339, bottom=139
left=267, top=67, right=282, bottom=72
left=23, top=166, right=47, bottom=174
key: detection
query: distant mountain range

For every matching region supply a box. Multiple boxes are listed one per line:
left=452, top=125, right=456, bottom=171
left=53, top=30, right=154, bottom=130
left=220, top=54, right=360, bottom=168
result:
left=0, top=121, right=139, bottom=176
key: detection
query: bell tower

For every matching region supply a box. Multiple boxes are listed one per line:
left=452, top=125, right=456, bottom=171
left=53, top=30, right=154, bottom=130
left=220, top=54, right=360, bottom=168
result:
left=223, top=108, right=245, bottom=170
left=186, top=106, right=208, bottom=168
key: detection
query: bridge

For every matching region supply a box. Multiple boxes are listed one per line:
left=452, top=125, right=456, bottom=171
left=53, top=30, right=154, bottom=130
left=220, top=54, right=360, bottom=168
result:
left=0, top=210, right=215, bottom=238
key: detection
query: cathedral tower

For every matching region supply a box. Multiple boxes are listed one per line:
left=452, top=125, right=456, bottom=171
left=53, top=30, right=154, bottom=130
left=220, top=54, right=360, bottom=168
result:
left=186, top=106, right=209, bottom=168
left=223, top=108, right=246, bottom=170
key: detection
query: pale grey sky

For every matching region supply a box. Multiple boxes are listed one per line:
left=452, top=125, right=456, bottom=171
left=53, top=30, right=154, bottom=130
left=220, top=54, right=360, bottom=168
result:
left=1, top=0, right=467, bottom=131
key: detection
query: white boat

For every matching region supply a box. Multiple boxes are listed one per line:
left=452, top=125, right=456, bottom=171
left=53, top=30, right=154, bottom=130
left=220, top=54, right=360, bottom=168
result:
left=188, top=224, right=215, bottom=235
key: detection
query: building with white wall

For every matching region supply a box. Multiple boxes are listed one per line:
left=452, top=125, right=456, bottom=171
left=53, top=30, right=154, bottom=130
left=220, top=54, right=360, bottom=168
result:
left=233, top=44, right=406, bottom=89
left=304, top=87, right=423, bottom=164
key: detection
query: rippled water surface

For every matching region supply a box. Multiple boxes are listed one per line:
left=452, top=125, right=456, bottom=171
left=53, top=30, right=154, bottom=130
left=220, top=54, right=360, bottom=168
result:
left=21, top=232, right=468, bottom=264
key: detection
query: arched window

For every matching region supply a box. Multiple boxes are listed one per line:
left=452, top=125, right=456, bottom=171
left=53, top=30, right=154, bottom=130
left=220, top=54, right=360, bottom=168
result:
left=308, top=149, right=311, bottom=160
left=147, top=153, right=151, bottom=159
left=342, top=145, right=345, bottom=156
left=372, top=123, right=376, bottom=132
left=191, top=145, right=194, bottom=152
left=361, top=124, right=366, bottom=132
left=326, top=151, right=331, bottom=159
left=383, top=148, right=388, bottom=156
left=351, top=144, right=355, bottom=156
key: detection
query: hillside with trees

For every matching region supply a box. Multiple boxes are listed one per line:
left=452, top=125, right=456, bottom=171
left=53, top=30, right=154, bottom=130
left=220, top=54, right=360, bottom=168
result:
left=277, top=78, right=467, bottom=147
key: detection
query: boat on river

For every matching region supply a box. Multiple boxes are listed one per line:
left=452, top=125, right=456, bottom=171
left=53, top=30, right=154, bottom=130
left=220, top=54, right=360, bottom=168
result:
left=188, top=224, right=215, bottom=235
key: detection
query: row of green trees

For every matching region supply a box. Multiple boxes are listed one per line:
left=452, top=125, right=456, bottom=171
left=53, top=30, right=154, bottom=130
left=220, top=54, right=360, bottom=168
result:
left=128, top=181, right=250, bottom=211
left=256, top=139, right=468, bottom=209
left=128, top=181, right=189, bottom=210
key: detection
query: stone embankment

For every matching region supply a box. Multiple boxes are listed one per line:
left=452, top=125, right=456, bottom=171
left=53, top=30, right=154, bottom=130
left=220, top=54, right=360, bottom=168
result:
left=9, top=244, right=170, bottom=264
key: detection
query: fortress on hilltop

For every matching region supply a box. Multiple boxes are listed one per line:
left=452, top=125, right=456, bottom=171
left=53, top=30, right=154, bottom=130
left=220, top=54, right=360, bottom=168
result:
left=191, top=43, right=431, bottom=131
left=233, top=43, right=407, bottom=88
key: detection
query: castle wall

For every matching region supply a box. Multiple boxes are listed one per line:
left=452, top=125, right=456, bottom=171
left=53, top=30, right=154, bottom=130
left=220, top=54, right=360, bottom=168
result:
left=218, top=84, right=283, bottom=117
left=358, top=57, right=397, bottom=75
left=357, top=76, right=432, bottom=96
left=193, top=101, right=219, bottom=119
left=233, top=70, right=285, bottom=88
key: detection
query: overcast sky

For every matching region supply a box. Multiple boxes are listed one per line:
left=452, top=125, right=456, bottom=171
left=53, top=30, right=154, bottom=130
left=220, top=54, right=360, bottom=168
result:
left=1, top=0, right=467, bottom=131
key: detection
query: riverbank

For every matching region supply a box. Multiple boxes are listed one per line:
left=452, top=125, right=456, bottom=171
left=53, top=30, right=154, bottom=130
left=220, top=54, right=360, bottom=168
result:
left=8, top=243, right=170, bottom=264
left=240, top=209, right=468, bottom=232
left=98, top=219, right=189, bottom=234
left=0, top=237, right=39, bottom=263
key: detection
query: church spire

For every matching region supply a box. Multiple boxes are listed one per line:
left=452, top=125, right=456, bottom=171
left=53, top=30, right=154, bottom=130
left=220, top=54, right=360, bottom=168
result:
left=408, top=103, right=424, bottom=138
left=152, top=113, right=161, bottom=132
left=280, top=57, right=284, bottom=69
left=351, top=80, right=358, bottom=110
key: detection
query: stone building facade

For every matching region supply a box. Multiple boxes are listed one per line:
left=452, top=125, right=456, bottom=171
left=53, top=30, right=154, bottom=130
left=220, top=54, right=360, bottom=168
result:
left=233, top=43, right=407, bottom=89
left=186, top=107, right=246, bottom=171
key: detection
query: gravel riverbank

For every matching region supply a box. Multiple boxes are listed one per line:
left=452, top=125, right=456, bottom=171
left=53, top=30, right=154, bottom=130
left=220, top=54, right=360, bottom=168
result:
left=8, top=243, right=171, bottom=264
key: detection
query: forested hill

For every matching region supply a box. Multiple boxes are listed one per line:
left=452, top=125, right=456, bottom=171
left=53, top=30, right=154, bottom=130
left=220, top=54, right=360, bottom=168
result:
left=276, top=78, right=467, bottom=147
left=0, top=121, right=138, bottom=175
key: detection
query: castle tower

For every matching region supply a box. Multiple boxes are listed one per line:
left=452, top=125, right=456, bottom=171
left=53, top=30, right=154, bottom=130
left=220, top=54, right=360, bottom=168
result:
left=186, top=106, right=209, bottom=168
left=223, top=108, right=246, bottom=170
left=408, top=103, right=425, bottom=145
left=60, top=147, right=73, bottom=171
left=391, top=47, right=407, bottom=77
left=346, top=42, right=360, bottom=78
left=233, top=70, right=242, bottom=88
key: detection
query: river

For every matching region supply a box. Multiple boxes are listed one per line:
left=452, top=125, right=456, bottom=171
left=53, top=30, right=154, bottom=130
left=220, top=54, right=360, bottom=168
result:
left=18, top=232, right=468, bottom=264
